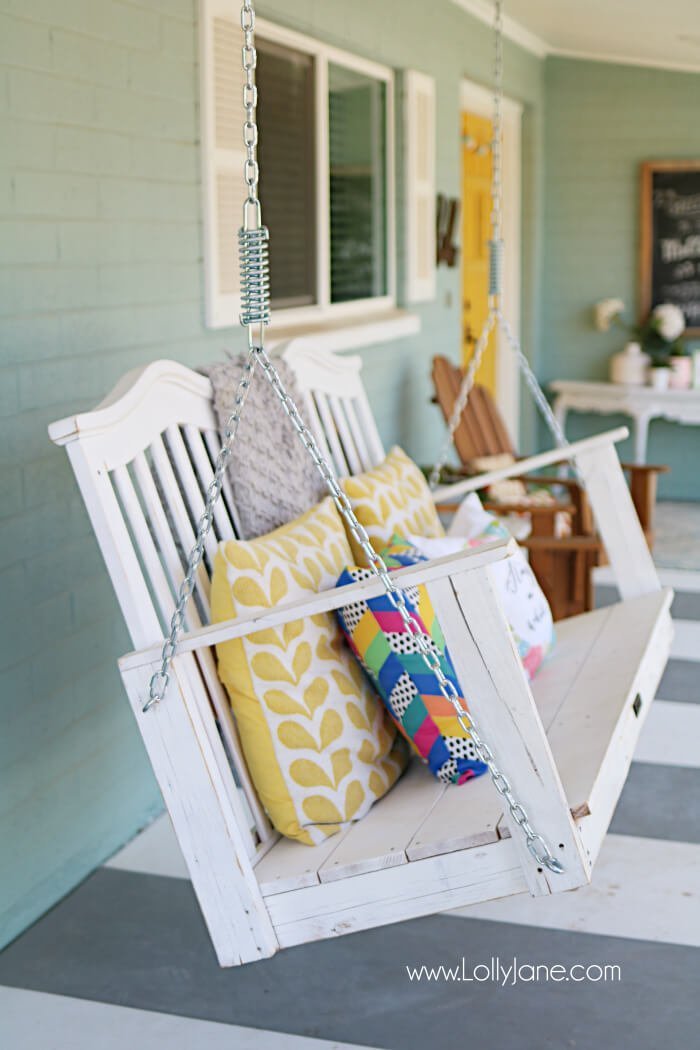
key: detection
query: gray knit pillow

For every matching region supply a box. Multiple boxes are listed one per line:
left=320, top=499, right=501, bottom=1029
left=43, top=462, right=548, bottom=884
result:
left=202, top=355, right=326, bottom=539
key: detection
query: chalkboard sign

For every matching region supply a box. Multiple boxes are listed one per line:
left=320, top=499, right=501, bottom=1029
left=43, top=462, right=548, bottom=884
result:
left=640, top=161, right=700, bottom=335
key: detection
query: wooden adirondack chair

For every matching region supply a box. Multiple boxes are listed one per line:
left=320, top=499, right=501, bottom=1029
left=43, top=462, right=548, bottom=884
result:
left=49, top=344, right=672, bottom=967
left=432, top=354, right=669, bottom=620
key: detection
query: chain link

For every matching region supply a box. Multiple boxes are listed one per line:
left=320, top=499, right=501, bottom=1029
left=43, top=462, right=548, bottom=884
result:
left=143, top=0, right=564, bottom=876
left=429, top=0, right=574, bottom=488
left=253, top=345, right=564, bottom=874
left=241, top=1, right=260, bottom=208
left=143, top=349, right=257, bottom=712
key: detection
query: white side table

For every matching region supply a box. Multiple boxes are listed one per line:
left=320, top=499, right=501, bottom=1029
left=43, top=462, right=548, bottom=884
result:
left=549, top=380, right=700, bottom=464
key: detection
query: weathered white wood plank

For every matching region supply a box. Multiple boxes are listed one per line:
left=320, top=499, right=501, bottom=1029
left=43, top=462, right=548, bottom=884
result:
left=533, top=603, right=613, bottom=733
left=542, top=591, right=672, bottom=820
left=148, top=435, right=212, bottom=611
left=110, top=464, right=174, bottom=630
left=130, top=452, right=272, bottom=846
left=575, top=441, right=660, bottom=599
left=268, top=838, right=526, bottom=949
left=317, top=761, right=444, bottom=883
left=563, top=599, right=673, bottom=865
left=313, top=391, right=349, bottom=477
left=344, top=397, right=373, bottom=470
left=327, top=394, right=362, bottom=475
left=163, top=424, right=220, bottom=560
left=120, top=659, right=277, bottom=967
left=179, top=424, right=232, bottom=541
left=429, top=571, right=590, bottom=895
left=406, top=773, right=501, bottom=861
left=119, top=540, right=515, bottom=671
left=255, top=829, right=352, bottom=897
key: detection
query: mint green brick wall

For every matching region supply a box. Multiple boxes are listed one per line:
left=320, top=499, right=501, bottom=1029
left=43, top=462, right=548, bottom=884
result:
left=0, top=0, right=545, bottom=947
left=542, top=57, right=700, bottom=498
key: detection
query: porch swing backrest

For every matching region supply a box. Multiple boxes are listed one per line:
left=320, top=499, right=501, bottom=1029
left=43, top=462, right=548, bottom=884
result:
left=48, top=345, right=386, bottom=852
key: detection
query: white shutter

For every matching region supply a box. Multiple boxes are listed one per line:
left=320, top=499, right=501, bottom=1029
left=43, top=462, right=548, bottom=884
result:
left=200, top=0, right=247, bottom=328
left=404, top=70, right=436, bottom=303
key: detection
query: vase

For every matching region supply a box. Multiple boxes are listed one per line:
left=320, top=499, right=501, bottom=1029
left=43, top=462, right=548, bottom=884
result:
left=669, top=356, right=693, bottom=390
left=609, top=341, right=649, bottom=385
left=649, top=367, right=671, bottom=391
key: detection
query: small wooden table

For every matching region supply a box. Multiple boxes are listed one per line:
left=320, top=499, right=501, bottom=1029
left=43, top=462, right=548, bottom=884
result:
left=550, top=380, right=700, bottom=464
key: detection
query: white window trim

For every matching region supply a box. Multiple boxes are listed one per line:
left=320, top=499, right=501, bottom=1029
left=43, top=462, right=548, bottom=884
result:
left=253, top=18, right=397, bottom=329
left=460, top=77, right=523, bottom=442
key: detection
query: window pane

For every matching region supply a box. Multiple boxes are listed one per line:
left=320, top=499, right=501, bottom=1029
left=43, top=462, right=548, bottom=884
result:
left=328, top=64, right=388, bottom=303
left=257, top=40, right=316, bottom=308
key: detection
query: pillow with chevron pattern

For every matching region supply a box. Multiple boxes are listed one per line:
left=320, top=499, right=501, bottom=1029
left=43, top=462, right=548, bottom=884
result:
left=335, top=537, right=487, bottom=786
left=211, top=497, right=408, bottom=846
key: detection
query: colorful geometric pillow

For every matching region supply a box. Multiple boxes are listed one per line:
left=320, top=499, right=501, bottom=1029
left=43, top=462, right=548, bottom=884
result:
left=211, top=498, right=408, bottom=846
left=340, top=446, right=444, bottom=564
left=336, top=539, right=487, bottom=786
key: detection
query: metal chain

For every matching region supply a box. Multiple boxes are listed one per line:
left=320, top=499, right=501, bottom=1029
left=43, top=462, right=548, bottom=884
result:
left=145, top=0, right=266, bottom=714
left=252, top=345, right=562, bottom=874
left=429, top=0, right=571, bottom=488
left=490, top=0, right=504, bottom=249
left=143, top=0, right=564, bottom=876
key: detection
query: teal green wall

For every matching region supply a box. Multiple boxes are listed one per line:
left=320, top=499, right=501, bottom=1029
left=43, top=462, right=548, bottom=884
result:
left=0, top=0, right=545, bottom=947
left=541, top=57, right=700, bottom=499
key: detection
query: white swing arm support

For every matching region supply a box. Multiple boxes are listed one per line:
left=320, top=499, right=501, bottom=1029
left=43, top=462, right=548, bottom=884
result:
left=573, top=441, right=660, bottom=599
left=119, top=541, right=516, bottom=672
left=432, top=427, right=630, bottom=502
left=120, top=655, right=279, bottom=967
left=427, top=571, right=591, bottom=896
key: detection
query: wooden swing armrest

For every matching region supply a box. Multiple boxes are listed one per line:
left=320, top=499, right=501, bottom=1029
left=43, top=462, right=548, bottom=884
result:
left=119, top=540, right=517, bottom=673
left=519, top=474, right=583, bottom=492
left=621, top=462, right=670, bottom=475
left=481, top=500, right=577, bottom=517
left=434, top=500, right=574, bottom=518
left=520, top=534, right=603, bottom=553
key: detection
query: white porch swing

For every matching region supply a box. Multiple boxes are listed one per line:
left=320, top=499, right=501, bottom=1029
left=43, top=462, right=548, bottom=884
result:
left=49, top=1, right=672, bottom=967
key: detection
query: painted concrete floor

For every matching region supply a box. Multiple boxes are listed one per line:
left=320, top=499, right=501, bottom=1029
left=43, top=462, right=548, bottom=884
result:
left=653, top=500, right=700, bottom=571
left=2, top=564, right=699, bottom=1049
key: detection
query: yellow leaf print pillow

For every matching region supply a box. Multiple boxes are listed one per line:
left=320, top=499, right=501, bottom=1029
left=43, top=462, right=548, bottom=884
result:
left=341, top=446, right=445, bottom=563
left=211, top=497, right=407, bottom=846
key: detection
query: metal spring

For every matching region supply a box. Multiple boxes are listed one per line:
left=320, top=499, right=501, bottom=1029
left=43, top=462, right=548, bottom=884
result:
left=239, top=225, right=270, bottom=327
left=489, top=238, right=504, bottom=297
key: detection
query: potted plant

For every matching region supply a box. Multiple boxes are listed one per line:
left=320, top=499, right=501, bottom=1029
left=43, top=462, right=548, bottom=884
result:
left=638, top=303, right=688, bottom=388
left=648, top=353, right=671, bottom=390
left=668, top=342, right=693, bottom=390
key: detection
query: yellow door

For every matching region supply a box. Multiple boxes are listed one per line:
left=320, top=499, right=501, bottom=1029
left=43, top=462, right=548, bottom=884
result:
left=461, top=111, right=496, bottom=394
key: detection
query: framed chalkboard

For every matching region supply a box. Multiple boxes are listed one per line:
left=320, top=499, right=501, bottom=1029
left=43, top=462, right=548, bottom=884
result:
left=640, top=161, right=700, bottom=335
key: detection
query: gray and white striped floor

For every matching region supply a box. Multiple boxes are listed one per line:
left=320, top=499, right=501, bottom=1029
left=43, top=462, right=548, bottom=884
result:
left=2, top=566, right=699, bottom=1050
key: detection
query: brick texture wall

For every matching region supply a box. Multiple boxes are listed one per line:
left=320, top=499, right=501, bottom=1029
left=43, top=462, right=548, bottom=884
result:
left=0, top=0, right=545, bottom=946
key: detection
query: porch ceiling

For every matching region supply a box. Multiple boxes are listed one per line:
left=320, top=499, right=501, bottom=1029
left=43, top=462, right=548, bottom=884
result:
left=454, top=0, right=700, bottom=73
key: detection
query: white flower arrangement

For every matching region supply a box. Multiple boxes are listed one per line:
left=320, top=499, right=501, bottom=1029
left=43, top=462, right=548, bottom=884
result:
left=594, top=297, right=687, bottom=363
left=650, top=303, right=686, bottom=343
